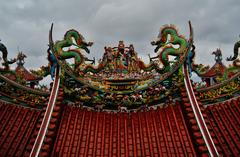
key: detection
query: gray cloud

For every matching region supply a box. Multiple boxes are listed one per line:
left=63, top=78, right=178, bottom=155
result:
left=0, top=0, right=239, bottom=71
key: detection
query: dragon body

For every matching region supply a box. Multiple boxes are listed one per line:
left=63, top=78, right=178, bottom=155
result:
left=227, top=38, right=240, bottom=61
left=222, top=38, right=240, bottom=80
left=0, top=41, right=16, bottom=70
left=192, top=63, right=210, bottom=76
left=53, top=29, right=92, bottom=69
left=227, top=38, right=240, bottom=69
left=151, top=25, right=188, bottom=72
left=136, top=60, right=156, bottom=71
left=82, top=62, right=106, bottom=74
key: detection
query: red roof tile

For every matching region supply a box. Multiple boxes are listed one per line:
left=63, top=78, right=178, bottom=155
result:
left=206, top=98, right=240, bottom=156
left=199, top=62, right=226, bottom=78
left=6, top=65, right=42, bottom=82
left=51, top=105, right=196, bottom=156
left=1, top=97, right=240, bottom=156
left=0, top=101, right=41, bottom=156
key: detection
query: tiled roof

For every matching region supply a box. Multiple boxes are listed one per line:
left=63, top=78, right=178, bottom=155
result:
left=0, top=97, right=239, bottom=156
left=6, top=65, right=42, bottom=82
left=0, top=101, right=41, bottom=157
left=206, top=98, right=240, bottom=156
left=199, top=62, right=226, bottom=78
left=51, top=105, right=196, bottom=157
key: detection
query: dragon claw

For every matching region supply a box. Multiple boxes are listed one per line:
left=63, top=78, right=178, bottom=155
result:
left=88, top=42, right=94, bottom=47
left=151, top=41, right=156, bottom=45
left=226, top=56, right=233, bottom=61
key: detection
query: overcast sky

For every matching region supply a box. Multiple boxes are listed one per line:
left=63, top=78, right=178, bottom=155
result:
left=0, top=0, right=239, bottom=71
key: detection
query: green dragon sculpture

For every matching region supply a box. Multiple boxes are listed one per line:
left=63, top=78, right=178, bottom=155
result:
left=53, top=29, right=93, bottom=70
left=136, top=59, right=157, bottom=71
left=151, top=24, right=188, bottom=73
left=82, top=61, right=106, bottom=74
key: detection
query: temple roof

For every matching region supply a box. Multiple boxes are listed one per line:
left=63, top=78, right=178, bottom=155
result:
left=0, top=101, right=42, bottom=156
left=0, top=24, right=239, bottom=157
left=199, top=48, right=228, bottom=78
left=199, top=62, right=227, bottom=78
left=51, top=105, right=196, bottom=156
left=6, top=65, right=42, bottom=82
left=0, top=97, right=239, bottom=156
left=205, top=98, right=240, bottom=156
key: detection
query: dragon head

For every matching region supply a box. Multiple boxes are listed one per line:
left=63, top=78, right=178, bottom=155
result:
left=78, top=40, right=93, bottom=54
left=73, top=33, right=93, bottom=54
left=151, top=27, right=170, bottom=53
left=151, top=37, right=166, bottom=53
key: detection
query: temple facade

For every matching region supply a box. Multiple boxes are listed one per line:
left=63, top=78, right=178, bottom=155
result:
left=0, top=22, right=239, bottom=157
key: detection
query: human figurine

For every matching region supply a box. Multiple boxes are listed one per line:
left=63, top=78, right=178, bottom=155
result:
left=127, top=44, right=137, bottom=71
left=118, top=41, right=125, bottom=54
left=106, top=47, right=113, bottom=62
left=113, top=41, right=125, bottom=70
left=47, top=46, right=58, bottom=80
left=103, top=46, right=108, bottom=62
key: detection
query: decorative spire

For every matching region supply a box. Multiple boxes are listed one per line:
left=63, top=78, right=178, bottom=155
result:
left=16, top=52, right=27, bottom=66
left=212, top=48, right=222, bottom=63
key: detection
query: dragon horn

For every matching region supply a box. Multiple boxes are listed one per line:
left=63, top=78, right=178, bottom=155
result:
left=188, top=20, right=194, bottom=45
left=49, top=23, right=54, bottom=48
